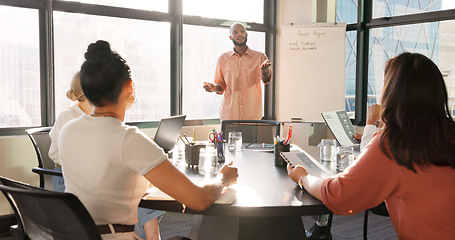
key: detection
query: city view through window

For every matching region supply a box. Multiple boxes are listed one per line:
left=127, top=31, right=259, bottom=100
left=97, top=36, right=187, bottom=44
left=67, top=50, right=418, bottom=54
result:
left=338, top=0, right=455, bottom=116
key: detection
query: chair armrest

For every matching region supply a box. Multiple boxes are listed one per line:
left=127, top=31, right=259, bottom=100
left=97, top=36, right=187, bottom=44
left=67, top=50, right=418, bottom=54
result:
left=32, top=167, right=63, bottom=177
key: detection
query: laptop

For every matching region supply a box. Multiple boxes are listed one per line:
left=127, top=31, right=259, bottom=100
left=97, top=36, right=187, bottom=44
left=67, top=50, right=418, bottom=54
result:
left=153, top=115, right=186, bottom=154
left=321, top=110, right=360, bottom=151
left=280, top=151, right=335, bottom=178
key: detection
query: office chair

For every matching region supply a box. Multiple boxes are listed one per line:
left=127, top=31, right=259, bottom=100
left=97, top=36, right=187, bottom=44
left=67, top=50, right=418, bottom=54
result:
left=363, top=202, right=390, bottom=240
left=0, top=176, right=101, bottom=240
left=25, top=127, right=62, bottom=189
left=221, top=120, right=280, bottom=143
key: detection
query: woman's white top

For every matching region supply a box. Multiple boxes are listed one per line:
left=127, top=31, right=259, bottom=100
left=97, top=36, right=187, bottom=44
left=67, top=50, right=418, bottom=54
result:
left=48, top=103, right=86, bottom=165
left=59, top=115, right=167, bottom=225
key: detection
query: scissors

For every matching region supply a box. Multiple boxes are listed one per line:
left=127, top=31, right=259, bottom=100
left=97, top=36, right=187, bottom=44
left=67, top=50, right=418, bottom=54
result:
left=209, top=131, right=223, bottom=143
left=209, top=131, right=225, bottom=162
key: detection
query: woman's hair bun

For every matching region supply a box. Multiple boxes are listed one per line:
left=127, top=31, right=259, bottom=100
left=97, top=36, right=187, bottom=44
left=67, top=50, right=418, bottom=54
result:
left=84, top=40, right=112, bottom=64
left=66, top=90, right=79, bottom=101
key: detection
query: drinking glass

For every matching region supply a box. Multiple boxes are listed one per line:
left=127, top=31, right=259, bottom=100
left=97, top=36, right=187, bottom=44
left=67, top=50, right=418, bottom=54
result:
left=198, top=147, right=218, bottom=176
left=228, top=132, right=242, bottom=152
left=337, top=146, right=354, bottom=171
left=318, top=139, right=338, bottom=162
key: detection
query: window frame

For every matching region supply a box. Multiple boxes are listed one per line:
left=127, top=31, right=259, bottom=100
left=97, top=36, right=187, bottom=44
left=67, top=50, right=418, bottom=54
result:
left=0, top=0, right=276, bottom=135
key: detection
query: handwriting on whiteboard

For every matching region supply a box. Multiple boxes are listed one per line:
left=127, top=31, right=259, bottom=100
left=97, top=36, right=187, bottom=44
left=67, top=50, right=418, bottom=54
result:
left=287, top=30, right=328, bottom=51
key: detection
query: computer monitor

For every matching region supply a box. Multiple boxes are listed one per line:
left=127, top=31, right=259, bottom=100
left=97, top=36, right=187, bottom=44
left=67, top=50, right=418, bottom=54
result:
left=153, top=115, right=186, bottom=153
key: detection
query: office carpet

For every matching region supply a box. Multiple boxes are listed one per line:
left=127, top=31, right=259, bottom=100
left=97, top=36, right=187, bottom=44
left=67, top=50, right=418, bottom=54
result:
left=160, top=211, right=397, bottom=240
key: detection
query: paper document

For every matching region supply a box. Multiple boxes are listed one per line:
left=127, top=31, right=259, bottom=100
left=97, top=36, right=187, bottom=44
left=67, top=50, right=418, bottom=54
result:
left=321, top=110, right=359, bottom=148
left=143, top=187, right=236, bottom=205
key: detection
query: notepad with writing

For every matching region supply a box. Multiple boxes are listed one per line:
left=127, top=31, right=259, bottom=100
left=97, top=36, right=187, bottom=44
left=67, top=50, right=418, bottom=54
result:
left=143, top=187, right=236, bottom=204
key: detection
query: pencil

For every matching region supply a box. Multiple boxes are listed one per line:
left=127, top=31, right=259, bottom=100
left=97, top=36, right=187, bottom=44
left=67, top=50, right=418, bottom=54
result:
left=193, top=128, right=196, bottom=144
left=183, top=134, right=190, bottom=145
left=179, top=135, right=188, bottom=145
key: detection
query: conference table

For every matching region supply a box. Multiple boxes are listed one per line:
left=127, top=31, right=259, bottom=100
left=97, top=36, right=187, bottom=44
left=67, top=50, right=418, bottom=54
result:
left=139, top=144, right=334, bottom=240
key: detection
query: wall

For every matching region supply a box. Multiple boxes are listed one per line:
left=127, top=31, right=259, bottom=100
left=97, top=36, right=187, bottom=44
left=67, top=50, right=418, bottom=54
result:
left=0, top=135, right=37, bottom=215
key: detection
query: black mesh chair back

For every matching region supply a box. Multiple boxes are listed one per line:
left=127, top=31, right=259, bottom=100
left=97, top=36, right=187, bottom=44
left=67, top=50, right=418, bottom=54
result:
left=25, top=127, right=62, bottom=189
left=0, top=176, right=101, bottom=240
left=221, top=120, right=280, bottom=143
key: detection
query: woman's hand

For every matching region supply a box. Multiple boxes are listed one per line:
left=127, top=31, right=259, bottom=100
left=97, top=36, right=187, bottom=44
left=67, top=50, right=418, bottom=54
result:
left=286, top=163, right=308, bottom=185
left=352, top=132, right=362, bottom=143
left=219, top=161, right=238, bottom=187
left=366, top=104, right=382, bottom=126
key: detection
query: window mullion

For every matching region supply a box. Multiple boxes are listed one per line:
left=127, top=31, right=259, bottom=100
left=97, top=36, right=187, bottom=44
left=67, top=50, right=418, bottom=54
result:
left=40, top=0, right=54, bottom=126
left=354, top=0, right=372, bottom=126
left=170, top=0, right=182, bottom=116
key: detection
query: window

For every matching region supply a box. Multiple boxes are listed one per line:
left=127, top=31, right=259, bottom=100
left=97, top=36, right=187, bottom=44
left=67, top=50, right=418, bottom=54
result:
left=0, top=0, right=272, bottom=134
left=54, top=12, right=171, bottom=122
left=344, top=31, right=357, bottom=113
left=368, top=20, right=455, bottom=115
left=337, top=0, right=455, bottom=124
left=0, top=6, right=40, bottom=128
left=182, top=25, right=265, bottom=119
left=336, top=0, right=358, bottom=24
left=183, top=0, right=264, bottom=23
left=59, top=0, right=168, bottom=12
left=373, top=0, right=450, bottom=18
left=181, top=1, right=268, bottom=120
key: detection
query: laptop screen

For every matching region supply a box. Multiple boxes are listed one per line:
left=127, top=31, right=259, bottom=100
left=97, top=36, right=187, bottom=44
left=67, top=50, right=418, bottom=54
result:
left=153, top=115, right=186, bottom=153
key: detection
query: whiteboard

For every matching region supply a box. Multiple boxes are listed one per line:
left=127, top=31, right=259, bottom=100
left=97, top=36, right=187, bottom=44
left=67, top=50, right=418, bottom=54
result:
left=278, top=23, right=346, bottom=122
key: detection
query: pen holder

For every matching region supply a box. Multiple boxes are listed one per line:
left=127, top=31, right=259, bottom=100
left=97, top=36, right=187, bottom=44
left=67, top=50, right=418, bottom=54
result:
left=185, top=143, right=205, bottom=166
left=274, top=141, right=291, bottom=167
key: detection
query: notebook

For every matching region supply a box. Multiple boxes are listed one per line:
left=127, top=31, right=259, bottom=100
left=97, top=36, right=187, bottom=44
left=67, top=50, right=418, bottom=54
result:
left=321, top=110, right=360, bottom=149
left=280, top=151, right=335, bottom=178
left=153, top=115, right=186, bottom=153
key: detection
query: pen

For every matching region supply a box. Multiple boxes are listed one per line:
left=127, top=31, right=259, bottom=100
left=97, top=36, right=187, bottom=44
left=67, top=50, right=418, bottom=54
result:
left=284, top=125, right=293, bottom=145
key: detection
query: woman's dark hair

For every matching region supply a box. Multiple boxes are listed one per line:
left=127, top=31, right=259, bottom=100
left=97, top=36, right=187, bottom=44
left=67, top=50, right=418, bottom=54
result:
left=80, top=40, right=131, bottom=107
left=380, top=52, right=455, bottom=172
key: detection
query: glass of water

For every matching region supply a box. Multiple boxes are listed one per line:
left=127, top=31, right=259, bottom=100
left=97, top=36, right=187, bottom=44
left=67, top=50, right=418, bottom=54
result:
left=199, top=147, right=218, bottom=176
left=337, top=146, right=354, bottom=171
left=318, top=139, right=338, bottom=162
left=228, top=132, right=242, bottom=152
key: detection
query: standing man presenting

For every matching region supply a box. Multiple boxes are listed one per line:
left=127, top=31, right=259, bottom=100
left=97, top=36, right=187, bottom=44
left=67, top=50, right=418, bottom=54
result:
left=203, top=22, right=272, bottom=120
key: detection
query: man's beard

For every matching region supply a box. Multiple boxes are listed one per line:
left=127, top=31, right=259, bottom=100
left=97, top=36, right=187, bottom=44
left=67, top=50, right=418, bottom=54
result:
left=232, top=37, right=248, bottom=46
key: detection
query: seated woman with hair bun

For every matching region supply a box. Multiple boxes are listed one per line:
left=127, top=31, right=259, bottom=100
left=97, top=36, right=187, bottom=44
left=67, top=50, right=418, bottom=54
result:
left=59, top=40, right=238, bottom=240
